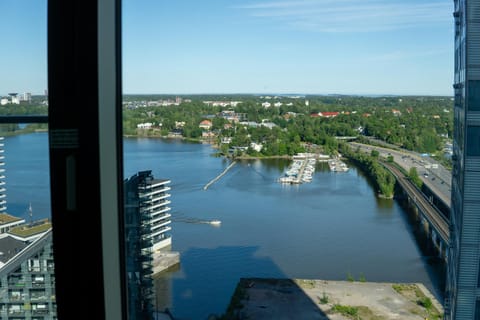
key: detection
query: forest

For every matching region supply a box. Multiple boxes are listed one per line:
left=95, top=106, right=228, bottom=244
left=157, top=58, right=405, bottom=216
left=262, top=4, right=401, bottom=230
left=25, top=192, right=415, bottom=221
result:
left=0, top=95, right=453, bottom=157
left=122, top=95, right=453, bottom=157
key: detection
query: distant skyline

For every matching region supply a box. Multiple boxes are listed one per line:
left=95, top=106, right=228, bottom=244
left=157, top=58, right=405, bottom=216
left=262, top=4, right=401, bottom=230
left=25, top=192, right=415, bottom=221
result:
left=1, top=0, right=454, bottom=96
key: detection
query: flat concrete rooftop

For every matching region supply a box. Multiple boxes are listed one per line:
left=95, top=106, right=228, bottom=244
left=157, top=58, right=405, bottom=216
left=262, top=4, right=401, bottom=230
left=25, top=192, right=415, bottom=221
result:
left=221, top=278, right=443, bottom=320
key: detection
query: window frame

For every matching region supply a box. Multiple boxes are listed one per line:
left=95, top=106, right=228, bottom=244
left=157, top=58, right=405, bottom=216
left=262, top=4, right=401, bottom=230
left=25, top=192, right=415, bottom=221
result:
left=48, top=0, right=127, bottom=319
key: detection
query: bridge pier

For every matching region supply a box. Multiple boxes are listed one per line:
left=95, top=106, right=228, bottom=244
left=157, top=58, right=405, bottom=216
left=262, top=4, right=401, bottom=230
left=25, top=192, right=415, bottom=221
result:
left=388, top=165, right=449, bottom=263
left=403, top=191, right=448, bottom=261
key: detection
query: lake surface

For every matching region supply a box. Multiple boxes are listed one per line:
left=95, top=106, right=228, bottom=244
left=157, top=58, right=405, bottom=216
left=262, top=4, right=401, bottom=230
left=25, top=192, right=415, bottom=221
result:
left=123, top=138, right=444, bottom=319
left=4, top=133, right=444, bottom=319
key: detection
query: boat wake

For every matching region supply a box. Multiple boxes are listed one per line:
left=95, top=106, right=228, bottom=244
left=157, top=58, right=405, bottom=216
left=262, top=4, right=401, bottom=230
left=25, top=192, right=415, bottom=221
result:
left=172, top=216, right=222, bottom=227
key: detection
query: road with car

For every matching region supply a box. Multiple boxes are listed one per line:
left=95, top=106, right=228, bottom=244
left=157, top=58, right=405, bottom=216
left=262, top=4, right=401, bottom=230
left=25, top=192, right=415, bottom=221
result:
left=349, top=142, right=451, bottom=208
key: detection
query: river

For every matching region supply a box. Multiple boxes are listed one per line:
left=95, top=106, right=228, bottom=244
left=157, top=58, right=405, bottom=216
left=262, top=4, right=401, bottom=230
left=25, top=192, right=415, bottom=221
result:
left=4, top=133, right=444, bottom=319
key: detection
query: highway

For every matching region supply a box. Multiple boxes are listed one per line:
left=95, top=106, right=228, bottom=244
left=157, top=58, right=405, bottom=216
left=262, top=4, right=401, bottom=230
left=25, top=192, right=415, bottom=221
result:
left=382, top=162, right=450, bottom=244
left=349, top=142, right=451, bottom=208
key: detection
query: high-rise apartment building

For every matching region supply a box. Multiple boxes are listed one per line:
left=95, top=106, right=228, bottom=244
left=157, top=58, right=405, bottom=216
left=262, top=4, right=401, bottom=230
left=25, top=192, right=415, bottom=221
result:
left=446, top=0, right=480, bottom=318
left=124, top=171, right=172, bottom=319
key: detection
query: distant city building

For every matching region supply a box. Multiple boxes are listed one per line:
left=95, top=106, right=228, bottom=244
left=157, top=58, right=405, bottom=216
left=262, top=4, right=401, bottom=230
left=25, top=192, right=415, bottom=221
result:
left=199, top=120, right=212, bottom=130
left=21, top=93, right=31, bottom=103
left=136, top=122, right=153, bottom=129
left=221, top=137, right=232, bottom=144
left=201, top=131, right=216, bottom=139
left=175, top=121, right=185, bottom=128
left=7, top=94, right=19, bottom=105
left=446, top=1, right=480, bottom=319
left=319, top=112, right=339, bottom=118
left=310, top=111, right=339, bottom=118
left=203, top=101, right=241, bottom=107
left=391, top=109, right=402, bottom=116
left=0, top=99, right=8, bottom=106
left=250, top=142, right=263, bottom=152
left=124, top=171, right=173, bottom=319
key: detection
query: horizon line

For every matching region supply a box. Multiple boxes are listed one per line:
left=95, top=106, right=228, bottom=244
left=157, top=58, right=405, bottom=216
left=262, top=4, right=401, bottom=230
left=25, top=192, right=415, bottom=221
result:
left=122, top=92, right=453, bottom=97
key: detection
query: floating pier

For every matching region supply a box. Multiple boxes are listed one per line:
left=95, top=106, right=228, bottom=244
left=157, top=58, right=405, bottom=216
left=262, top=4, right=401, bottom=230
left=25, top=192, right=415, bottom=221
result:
left=278, top=154, right=317, bottom=185
left=203, top=161, right=237, bottom=190
left=328, top=157, right=349, bottom=172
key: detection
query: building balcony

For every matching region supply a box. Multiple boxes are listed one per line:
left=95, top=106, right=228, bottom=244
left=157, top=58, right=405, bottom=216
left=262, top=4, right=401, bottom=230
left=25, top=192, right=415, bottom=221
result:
left=30, top=294, right=48, bottom=301
left=141, top=199, right=171, bottom=209
left=138, top=181, right=171, bottom=191
left=8, top=295, right=22, bottom=302
left=140, top=202, right=171, bottom=216
left=151, top=206, right=170, bottom=215
left=148, top=199, right=171, bottom=210
left=8, top=281, right=26, bottom=288
left=138, top=187, right=171, bottom=198
left=140, top=208, right=171, bottom=222
left=150, top=213, right=171, bottom=224
left=139, top=193, right=171, bottom=204
left=32, top=308, right=49, bottom=315
left=151, top=218, right=171, bottom=229
left=32, top=281, right=46, bottom=288
left=7, top=308, right=25, bottom=316
left=150, top=226, right=171, bottom=238
left=140, top=207, right=171, bottom=220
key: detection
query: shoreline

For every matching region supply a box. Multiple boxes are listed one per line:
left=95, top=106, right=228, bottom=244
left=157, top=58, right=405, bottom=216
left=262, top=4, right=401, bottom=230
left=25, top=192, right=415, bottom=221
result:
left=123, top=134, right=298, bottom=160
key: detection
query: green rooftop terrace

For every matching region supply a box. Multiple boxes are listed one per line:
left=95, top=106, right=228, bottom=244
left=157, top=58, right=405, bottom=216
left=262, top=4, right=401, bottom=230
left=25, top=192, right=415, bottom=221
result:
left=0, top=213, right=23, bottom=225
left=8, top=219, right=52, bottom=238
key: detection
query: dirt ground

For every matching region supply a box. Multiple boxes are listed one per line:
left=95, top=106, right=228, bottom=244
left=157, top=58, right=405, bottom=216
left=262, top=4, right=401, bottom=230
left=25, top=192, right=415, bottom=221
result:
left=222, top=278, right=443, bottom=320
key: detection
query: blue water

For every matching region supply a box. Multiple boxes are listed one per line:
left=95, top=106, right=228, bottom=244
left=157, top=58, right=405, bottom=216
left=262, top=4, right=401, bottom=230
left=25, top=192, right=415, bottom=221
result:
left=3, top=133, right=51, bottom=220
left=4, top=134, right=443, bottom=319
left=123, top=138, right=443, bottom=319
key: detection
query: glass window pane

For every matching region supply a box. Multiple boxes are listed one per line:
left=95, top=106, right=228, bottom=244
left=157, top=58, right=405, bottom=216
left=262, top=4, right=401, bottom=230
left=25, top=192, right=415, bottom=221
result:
left=467, top=126, right=480, bottom=156
left=468, top=80, right=480, bottom=111
left=0, top=1, right=54, bottom=319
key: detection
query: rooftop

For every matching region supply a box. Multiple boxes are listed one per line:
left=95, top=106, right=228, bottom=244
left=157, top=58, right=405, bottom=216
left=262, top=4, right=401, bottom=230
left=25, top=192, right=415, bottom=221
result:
left=8, top=219, right=52, bottom=238
left=0, top=213, right=24, bottom=225
left=0, top=236, right=28, bottom=264
left=222, top=278, right=443, bottom=320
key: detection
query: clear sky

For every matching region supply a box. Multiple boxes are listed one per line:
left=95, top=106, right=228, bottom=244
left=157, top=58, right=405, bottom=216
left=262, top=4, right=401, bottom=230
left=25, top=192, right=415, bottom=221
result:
left=1, top=0, right=454, bottom=96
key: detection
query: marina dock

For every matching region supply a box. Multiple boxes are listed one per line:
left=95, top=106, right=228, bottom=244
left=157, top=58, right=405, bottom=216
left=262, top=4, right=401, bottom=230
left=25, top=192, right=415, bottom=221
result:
left=278, top=153, right=318, bottom=185
left=328, top=157, right=349, bottom=172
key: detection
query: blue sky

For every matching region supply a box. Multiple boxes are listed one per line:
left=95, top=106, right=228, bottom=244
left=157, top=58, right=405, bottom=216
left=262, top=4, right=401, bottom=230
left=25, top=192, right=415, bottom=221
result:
left=1, top=0, right=453, bottom=96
